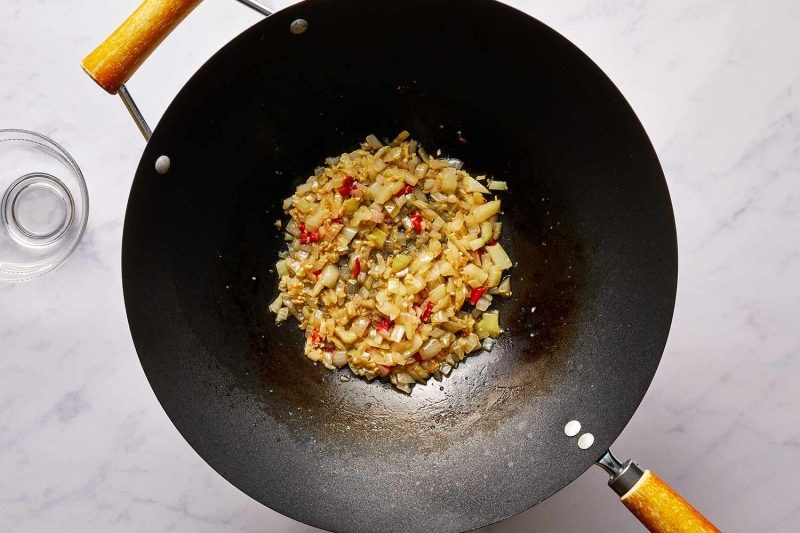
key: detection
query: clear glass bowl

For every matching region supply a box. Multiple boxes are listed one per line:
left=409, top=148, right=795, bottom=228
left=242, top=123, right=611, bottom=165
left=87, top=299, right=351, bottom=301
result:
left=0, top=130, right=89, bottom=282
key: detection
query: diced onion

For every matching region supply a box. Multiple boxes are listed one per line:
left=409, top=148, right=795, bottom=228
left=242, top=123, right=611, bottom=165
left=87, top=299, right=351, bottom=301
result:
left=339, top=226, right=358, bottom=244
left=487, top=242, right=513, bottom=270
left=475, top=313, right=500, bottom=339
left=419, top=338, right=442, bottom=359
left=468, top=200, right=501, bottom=223
left=410, top=251, right=434, bottom=272
left=269, top=295, right=283, bottom=314
left=331, top=350, right=349, bottom=367
left=275, top=307, right=289, bottom=323
left=440, top=168, right=458, bottom=193
left=395, top=371, right=416, bottom=384
left=476, top=293, right=493, bottom=312
left=463, top=175, right=490, bottom=194
left=319, top=264, right=340, bottom=288
left=462, top=263, right=489, bottom=287
left=427, top=284, right=447, bottom=303
left=366, top=134, right=383, bottom=149
left=488, top=180, right=508, bottom=191
left=271, top=131, right=513, bottom=392
left=276, top=260, right=289, bottom=277
left=377, top=301, right=401, bottom=320
left=389, top=325, right=406, bottom=343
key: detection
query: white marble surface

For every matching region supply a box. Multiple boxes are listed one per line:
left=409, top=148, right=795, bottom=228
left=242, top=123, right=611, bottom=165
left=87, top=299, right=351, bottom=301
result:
left=1, top=0, right=799, bottom=531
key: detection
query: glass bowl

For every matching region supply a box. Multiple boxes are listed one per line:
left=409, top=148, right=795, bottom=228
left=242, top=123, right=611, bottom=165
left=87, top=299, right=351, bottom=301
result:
left=0, top=130, right=89, bottom=282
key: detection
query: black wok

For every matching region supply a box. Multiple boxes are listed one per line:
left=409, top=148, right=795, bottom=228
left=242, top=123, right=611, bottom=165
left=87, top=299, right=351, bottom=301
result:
left=82, top=0, right=720, bottom=531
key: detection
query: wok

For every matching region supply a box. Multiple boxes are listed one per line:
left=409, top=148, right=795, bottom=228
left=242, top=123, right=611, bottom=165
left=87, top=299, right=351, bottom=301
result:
left=82, top=0, right=720, bottom=531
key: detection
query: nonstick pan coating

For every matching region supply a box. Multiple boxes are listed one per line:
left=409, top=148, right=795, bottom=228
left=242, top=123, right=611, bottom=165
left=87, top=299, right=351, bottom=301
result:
left=122, top=0, right=677, bottom=531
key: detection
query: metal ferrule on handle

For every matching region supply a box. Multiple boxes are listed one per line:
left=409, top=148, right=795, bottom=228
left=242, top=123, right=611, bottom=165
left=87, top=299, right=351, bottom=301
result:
left=597, top=450, right=721, bottom=533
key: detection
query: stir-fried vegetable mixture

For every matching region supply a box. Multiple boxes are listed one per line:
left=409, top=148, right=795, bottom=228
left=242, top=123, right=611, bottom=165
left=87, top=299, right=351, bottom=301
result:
left=270, top=131, right=512, bottom=393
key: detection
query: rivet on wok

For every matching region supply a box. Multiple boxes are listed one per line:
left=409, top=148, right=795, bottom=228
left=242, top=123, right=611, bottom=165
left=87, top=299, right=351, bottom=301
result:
left=564, top=420, right=581, bottom=437
left=155, top=155, right=171, bottom=175
left=290, top=19, right=308, bottom=34
left=578, top=433, right=595, bottom=450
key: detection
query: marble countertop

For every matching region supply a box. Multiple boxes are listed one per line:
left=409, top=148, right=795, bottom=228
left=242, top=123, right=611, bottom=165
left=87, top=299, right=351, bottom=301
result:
left=2, top=0, right=799, bottom=531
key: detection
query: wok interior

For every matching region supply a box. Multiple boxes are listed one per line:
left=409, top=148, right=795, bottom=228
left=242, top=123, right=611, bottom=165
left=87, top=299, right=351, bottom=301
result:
left=124, top=1, right=676, bottom=530
left=181, top=89, right=585, bottom=441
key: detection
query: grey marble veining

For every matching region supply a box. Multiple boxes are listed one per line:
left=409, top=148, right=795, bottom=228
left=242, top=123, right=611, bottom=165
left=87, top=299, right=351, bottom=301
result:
left=1, top=0, right=799, bottom=532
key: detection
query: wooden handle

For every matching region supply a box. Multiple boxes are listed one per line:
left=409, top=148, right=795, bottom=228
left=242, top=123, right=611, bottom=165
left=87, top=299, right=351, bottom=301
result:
left=81, top=0, right=204, bottom=94
left=621, top=470, right=721, bottom=533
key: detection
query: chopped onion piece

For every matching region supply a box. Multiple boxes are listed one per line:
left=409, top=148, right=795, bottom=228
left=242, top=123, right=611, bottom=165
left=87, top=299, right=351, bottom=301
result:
left=463, top=175, right=490, bottom=194
left=392, top=254, right=412, bottom=272
left=492, top=222, right=502, bottom=240
left=339, top=226, right=358, bottom=244
left=428, top=158, right=451, bottom=169
left=389, top=325, right=406, bottom=343
left=440, top=168, right=458, bottom=193
left=490, top=276, right=512, bottom=297
left=486, top=266, right=503, bottom=288
left=366, top=134, right=383, bottom=149
left=377, top=301, right=401, bottom=320
left=387, top=278, right=403, bottom=294
left=488, top=180, right=508, bottom=191
left=410, top=250, right=434, bottom=272
left=419, top=338, right=442, bottom=359
left=487, top=242, right=513, bottom=270
left=276, top=260, right=289, bottom=277
left=392, top=130, right=410, bottom=145
left=331, top=350, right=349, bottom=367
left=269, top=295, right=283, bottom=314
left=427, top=284, right=447, bottom=303
left=305, top=208, right=327, bottom=231
left=481, top=221, right=493, bottom=242
left=476, top=293, right=493, bottom=312
left=462, top=263, right=489, bottom=287
left=468, top=200, right=501, bottom=223
left=475, top=313, right=500, bottom=339
left=469, top=237, right=485, bottom=251
left=275, top=307, right=289, bottom=323
left=319, top=265, right=340, bottom=288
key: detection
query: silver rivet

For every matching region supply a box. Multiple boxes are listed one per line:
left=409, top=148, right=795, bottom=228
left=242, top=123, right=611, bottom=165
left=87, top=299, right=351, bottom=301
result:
left=564, top=420, right=581, bottom=437
left=155, top=155, right=171, bottom=174
left=290, top=19, right=308, bottom=34
left=577, top=433, right=595, bottom=450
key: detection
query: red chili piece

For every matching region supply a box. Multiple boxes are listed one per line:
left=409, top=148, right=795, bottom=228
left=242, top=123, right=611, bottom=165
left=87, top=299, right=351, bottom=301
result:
left=299, top=223, right=306, bottom=232
left=338, top=176, right=355, bottom=196
left=352, top=257, right=361, bottom=277
left=396, top=184, right=414, bottom=197
left=311, top=330, right=321, bottom=348
left=410, top=212, right=424, bottom=232
left=412, top=354, right=422, bottom=362
left=488, top=240, right=497, bottom=246
left=376, top=318, right=392, bottom=332
left=313, top=269, right=322, bottom=277
left=469, top=287, right=488, bottom=306
left=420, top=301, right=435, bottom=322
left=300, top=230, right=321, bottom=244
left=330, top=217, right=342, bottom=224
left=476, top=248, right=483, bottom=261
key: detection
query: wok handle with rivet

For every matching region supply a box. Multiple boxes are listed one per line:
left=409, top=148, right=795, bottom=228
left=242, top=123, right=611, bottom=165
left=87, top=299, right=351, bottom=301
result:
left=597, top=450, right=721, bottom=532
left=81, top=0, right=204, bottom=94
